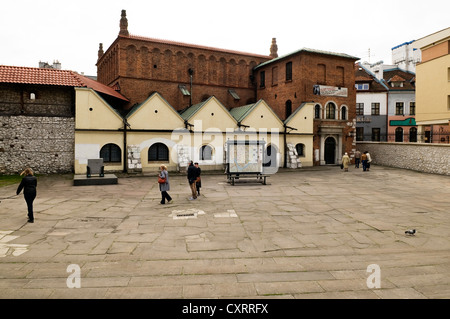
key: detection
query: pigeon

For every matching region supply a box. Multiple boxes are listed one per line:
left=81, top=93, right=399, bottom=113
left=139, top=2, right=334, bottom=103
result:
left=405, top=229, right=416, bottom=236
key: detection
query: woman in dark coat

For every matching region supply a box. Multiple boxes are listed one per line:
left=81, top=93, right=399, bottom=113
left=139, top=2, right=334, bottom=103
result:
left=159, top=165, right=172, bottom=204
left=16, top=168, right=37, bottom=223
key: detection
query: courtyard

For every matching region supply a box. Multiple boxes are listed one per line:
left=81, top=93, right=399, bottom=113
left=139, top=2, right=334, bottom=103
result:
left=0, top=165, right=449, bottom=299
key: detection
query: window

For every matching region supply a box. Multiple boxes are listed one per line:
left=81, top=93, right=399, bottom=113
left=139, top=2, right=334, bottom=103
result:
left=356, top=103, right=364, bottom=115
left=341, top=106, right=347, bottom=120
left=396, top=102, right=404, bottom=115
left=285, top=62, right=292, bottom=81
left=179, top=85, right=190, bottom=96
left=409, top=127, right=418, bottom=142
left=395, top=127, right=403, bottom=142
left=314, top=104, right=321, bottom=119
left=371, top=103, right=380, bottom=115
left=295, top=144, right=305, bottom=156
left=285, top=100, right=292, bottom=119
left=260, top=71, right=265, bottom=88
left=272, top=66, right=278, bottom=85
left=372, top=128, right=381, bottom=141
left=356, top=127, right=364, bottom=141
left=149, top=143, right=169, bottom=161
left=100, top=144, right=121, bottom=163
left=355, top=83, right=369, bottom=90
left=200, top=145, right=212, bottom=161
left=326, top=103, right=336, bottom=119
left=410, top=102, right=415, bottom=115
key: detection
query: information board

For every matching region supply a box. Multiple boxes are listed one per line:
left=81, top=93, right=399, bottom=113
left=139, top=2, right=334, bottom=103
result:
left=227, top=141, right=265, bottom=174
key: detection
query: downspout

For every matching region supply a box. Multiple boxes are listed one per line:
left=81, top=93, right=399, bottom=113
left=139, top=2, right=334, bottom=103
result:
left=283, top=124, right=287, bottom=168
left=123, top=118, right=130, bottom=173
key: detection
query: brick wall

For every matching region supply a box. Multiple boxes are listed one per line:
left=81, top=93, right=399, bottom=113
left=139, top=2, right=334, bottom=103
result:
left=97, top=37, right=270, bottom=110
left=357, top=142, right=450, bottom=175
left=0, top=83, right=74, bottom=116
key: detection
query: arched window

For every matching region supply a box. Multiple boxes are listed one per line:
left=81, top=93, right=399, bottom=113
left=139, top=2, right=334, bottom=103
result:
left=395, top=127, right=403, bottom=142
left=314, top=104, right=321, bottom=119
left=326, top=102, right=336, bottom=119
left=409, top=127, right=418, bottom=142
left=149, top=143, right=169, bottom=161
left=341, top=106, right=347, bottom=120
left=295, top=143, right=305, bottom=157
left=100, top=144, right=121, bottom=163
left=200, top=145, right=213, bottom=161
left=285, top=100, right=292, bottom=119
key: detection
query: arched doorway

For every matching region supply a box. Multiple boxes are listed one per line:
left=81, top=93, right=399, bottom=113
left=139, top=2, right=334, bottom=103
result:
left=324, top=137, right=336, bottom=164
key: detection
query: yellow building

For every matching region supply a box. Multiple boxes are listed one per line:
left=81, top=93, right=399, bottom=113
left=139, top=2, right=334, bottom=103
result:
left=414, top=27, right=450, bottom=143
left=74, top=88, right=315, bottom=175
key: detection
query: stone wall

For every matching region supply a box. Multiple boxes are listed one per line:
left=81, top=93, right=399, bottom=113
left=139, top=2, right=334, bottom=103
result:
left=0, top=115, right=74, bottom=174
left=357, top=142, right=450, bottom=175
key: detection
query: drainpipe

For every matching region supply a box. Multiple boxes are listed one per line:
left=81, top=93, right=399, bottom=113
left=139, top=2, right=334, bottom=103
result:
left=188, top=68, right=194, bottom=107
left=283, top=124, right=297, bottom=168
left=123, top=118, right=131, bottom=173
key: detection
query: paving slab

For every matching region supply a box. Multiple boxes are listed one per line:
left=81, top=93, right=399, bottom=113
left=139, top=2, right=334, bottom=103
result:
left=0, top=165, right=449, bottom=299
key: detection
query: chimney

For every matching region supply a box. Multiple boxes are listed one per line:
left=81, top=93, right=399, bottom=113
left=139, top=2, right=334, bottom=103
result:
left=119, top=9, right=129, bottom=36
left=270, top=38, right=278, bottom=58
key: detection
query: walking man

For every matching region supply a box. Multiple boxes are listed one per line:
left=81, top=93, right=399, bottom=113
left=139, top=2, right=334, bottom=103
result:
left=187, top=161, right=198, bottom=200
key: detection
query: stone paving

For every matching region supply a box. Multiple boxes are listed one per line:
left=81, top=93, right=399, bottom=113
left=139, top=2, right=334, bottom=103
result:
left=0, top=165, right=449, bottom=299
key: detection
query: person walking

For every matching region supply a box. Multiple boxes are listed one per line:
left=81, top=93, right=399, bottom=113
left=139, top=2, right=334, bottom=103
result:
left=354, top=150, right=361, bottom=168
left=187, top=161, right=198, bottom=200
left=341, top=152, right=350, bottom=172
left=361, top=151, right=368, bottom=171
left=194, top=162, right=202, bottom=196
left=366, top=151, right=372, bottom=171
left=159, top=165, right=172, bottom=204
left=16, top=168, right=37, bottom=223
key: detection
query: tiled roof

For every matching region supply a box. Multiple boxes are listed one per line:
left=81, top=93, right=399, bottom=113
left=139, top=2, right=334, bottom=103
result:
left=229, top=103, right=257, bottom=122
left=255, top=48, right=359, bottom=69
left=126, top=34, right=271, bottom=59
left=0, top=65, right=128, bottom=101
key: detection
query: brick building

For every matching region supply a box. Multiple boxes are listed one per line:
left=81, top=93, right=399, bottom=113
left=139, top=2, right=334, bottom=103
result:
left=96, top=10, right=271, bottom=111
left=96, top=10, right=358, bottom=166
left=254, top=48, right=358, bottom=165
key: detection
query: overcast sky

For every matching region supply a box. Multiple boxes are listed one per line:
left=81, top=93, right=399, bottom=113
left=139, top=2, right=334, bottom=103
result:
left=1, top=0, right=449, bottom=76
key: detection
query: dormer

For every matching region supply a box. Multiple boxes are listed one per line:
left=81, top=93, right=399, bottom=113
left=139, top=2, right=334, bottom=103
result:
left=388, top=75, right=405, bottom=87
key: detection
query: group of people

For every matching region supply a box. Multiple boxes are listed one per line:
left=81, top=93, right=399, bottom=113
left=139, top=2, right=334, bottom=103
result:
left=158, top=160, right=201, bottom=204
left=341, top=150, right=372, bottom=172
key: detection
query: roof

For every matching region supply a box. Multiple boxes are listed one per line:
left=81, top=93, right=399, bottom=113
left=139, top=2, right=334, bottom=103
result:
left=0, top=65, right=128, bottom=102
left=382, top=68, right=416, bottom=91
left=255, top=47, right=359, bottom=69
left=125, top=34, right=272, bottom=60
left=229, top=103, right=258, bottom=122
left=179, top=100, right=208, bottom=121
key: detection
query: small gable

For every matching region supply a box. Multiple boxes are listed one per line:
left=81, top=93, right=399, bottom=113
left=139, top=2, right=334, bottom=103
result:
left=284, top=102, right=314, bottom=134
left=237, top=100, right=284, bottom=131
left=181, top=96, right=237, bottom=131
left=126, top=92, right=185, bottom=130
left=75, top=87, right=124, bottom=130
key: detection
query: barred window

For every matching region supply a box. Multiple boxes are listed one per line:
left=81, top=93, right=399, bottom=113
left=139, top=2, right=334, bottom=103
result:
left=149, top=143, right=169, bottom=161
left=100, top=143, right=121, bottom=163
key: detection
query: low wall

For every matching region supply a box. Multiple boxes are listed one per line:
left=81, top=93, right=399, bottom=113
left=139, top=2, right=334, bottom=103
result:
left=357, top=142, right=450, bottom=176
